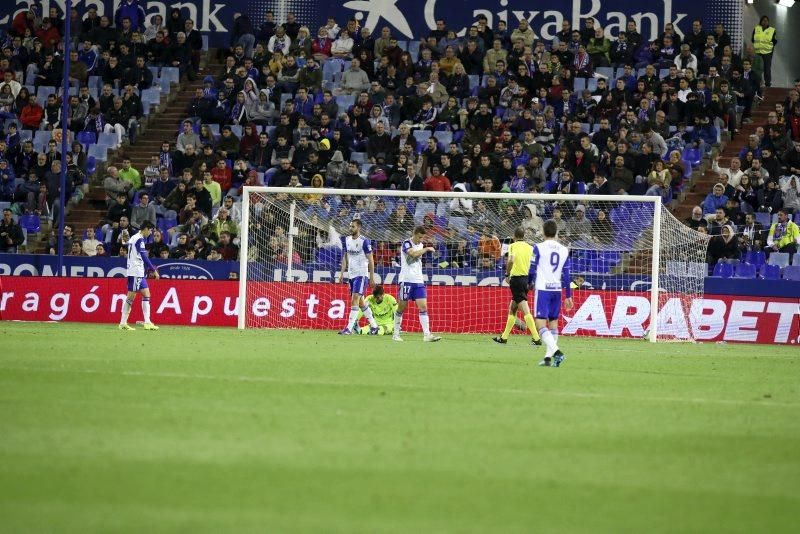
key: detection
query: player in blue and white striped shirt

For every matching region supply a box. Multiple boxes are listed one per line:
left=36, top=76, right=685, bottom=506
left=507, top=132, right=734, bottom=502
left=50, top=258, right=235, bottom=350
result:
left=119, top=220, right=160, bottom=331
left=338, top=219, right=379, bottom=335
left=529, top=220, right=573, bottom=367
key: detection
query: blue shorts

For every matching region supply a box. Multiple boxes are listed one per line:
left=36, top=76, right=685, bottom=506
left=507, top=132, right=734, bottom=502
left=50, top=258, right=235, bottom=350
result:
left=349, top=276, right=369, bottom=296
left=127, top=276, right=149, bottom=292
left=534, top=290, right=561, bottom=321
left=399, top=282, right=426, bottom=302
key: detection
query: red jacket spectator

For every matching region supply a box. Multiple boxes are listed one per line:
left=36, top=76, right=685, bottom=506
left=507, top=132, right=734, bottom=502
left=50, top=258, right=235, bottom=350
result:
left=424, top=172, right=451, bottom=192
left=211, top=166, right=232, bottom=191
left=11, top=9, right=36, bottom=37
left=312, top=37, right=332, bottom=58
left=35, top=21, right=61, bottom=50
left=20, top=100, right=44, bottom=130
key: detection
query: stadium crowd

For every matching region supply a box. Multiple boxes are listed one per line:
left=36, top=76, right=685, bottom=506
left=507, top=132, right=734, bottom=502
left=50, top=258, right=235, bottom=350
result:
left=0, top=2, right=798, bottom=278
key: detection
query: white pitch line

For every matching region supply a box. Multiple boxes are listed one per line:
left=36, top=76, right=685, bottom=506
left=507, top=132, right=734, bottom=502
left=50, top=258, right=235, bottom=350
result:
left=1, top=366, right=798, bottom=409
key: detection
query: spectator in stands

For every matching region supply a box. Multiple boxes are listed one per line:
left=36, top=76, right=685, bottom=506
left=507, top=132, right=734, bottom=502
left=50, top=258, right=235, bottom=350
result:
left=82, top=226, right=102, bottom=256
left=684, top=206, right=708, bottom=231
left=19, top=94, right=43, bottom=131
left=205, top=207, right=239, bottom=243
left=215, top=231, right=239, bottom=260
left=708, top=207, right=733, bottom=236
left=338, top=58, right=370, bottom=96
left=119, top=158, right=142, bottom=191
left=780, top=175, right=800, bottom=214
left=176, top=120, right=201, bottom=153
left=767, top=209, right=800, bottom=256
left=130, top=192, right=156, bottom=228
left=740, top=213, right=766, bottom=252
left=707, top=224, right=739, bottom=266
left=230, top=13, right=256, bottom=58
left=609, top=155, right=634, bottom=194
left=757, top=179, right=783, bottom=214
left=702, top=183, right=729, bottom=216
left=0, top=208, right=24, bottom=253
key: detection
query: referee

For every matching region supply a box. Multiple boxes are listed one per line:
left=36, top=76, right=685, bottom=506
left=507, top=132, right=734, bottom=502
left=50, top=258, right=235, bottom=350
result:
left=493, top=227, right=542, bottom=345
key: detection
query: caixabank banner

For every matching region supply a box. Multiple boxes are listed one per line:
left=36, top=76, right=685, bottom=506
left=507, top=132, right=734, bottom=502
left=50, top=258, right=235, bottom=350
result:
left=0, top=0, right=744, bottom=51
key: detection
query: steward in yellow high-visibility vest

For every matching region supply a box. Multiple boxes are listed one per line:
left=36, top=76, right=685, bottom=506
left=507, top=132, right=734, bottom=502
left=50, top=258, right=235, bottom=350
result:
left=752, top=16, right=777, bottom=87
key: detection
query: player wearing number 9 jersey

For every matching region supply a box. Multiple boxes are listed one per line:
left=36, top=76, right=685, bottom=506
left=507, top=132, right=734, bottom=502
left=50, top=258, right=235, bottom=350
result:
left=529, top=219, right=573, bottom=367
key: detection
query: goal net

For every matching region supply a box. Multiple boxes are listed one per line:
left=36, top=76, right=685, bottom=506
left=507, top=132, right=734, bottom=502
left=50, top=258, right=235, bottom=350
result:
left=238, top=188, right=710, bottom=342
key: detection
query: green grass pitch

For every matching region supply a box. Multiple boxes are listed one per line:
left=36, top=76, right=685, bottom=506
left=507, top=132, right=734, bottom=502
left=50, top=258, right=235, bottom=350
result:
left=0, top=322, right=798, bottom=533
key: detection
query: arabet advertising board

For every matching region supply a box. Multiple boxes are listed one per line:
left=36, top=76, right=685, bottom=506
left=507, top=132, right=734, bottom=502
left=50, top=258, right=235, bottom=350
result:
left=1, top=277, right=797, bottom=344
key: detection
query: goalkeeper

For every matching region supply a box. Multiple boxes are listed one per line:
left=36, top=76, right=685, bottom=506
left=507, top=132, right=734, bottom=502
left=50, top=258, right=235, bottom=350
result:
left=356, top=285, right=398, bottom=335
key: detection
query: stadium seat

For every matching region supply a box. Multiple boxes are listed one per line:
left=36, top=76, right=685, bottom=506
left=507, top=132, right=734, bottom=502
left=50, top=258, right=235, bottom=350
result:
left=783, top=265, right=800, bottom=281
left=207, top=124, right=220, bottom=137
left=759, top=264, right=780, bottom=280
left=755, top=212, right=771, bottom=228
left=595, top=67, right=613, bottom=79
left=586, top=78, right=598, bottom=91
left=768, top=252, right=790, bottom=268
left=336, top=94, right=355, bottom=110
left=434, top=131, right=453, bottom=146
left=88, top=76, right=102, bottom=90
left=97, top=132, right=118, bottom=148
left=734, top=262, right=757, bottom=279
left=36, top=85, right=56, bottom=99
left=85, top=156, right=97, bottom=176
left=160, top=67, right=180, bottom=85
left=793, top=253, right=800, bottom=266
left=76, top=131, right=96, bottom=146
left=395, top=40, right=408, bottom=51
left=666, top=261, right=687, bottom=277
left=230, top=125, right=243, bottom=138
left=202, top=35, right=209, bottom=52
left=19, top=213, right=40, bottom=234
left=87, top=144, right=108, bottom=162
left=573, top=78, right=586, bottom=91
left=468, top=75, right=479, bottom=90
left=744, top=250, right=765, bottom=266
left=413, top=130, right=432, bottom=145
left=712, top=261, right=733, bottom=278
left=18, top=130, right=32, bottom=142
left=350, top=152, right=365, bottom=164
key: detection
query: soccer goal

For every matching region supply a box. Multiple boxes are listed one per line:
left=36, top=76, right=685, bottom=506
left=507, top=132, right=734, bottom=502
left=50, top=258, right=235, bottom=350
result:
left=238, top=187, right=710, bottom=342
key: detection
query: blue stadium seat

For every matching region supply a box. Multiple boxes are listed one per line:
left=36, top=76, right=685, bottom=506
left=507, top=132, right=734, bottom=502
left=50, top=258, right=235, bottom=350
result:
left=201, top=35, right=209, bottom=52
left=87, top=144, right=108, bottom=162
left=586, top=78, right=598, bottom=91
left=19, top=213, right=40, bottom=234
left=744, top=250, right=765, bottom=266
left=160, top=67, right=180, bottom=85
left=18, top=129, right=32, bottom=142
left=350, top=152, right=365, bottom=164
left=395, top=40, right=408, bottom=51
left=468, top=75, right=479, bottom=90
left=755, top=212, right=771, bottom=228
left=712, top=261, right=733, bottom=278
left=230, top=125, right=243, bottom=138
left=783, top=265, right=800, bottom=280
left=97, top=132, right=118, bottom=148
left=36, top=85, right=56, bottom=99
left=434, top=131, right=452, bottom=146
left=76, top=131, right=96, bottom=147
left=595, top=67, right=613, bottom=79
left=793, top=252, right=800, bottom=266
left=208, top=124, right=220, bottom=137
left=336, top=94, right=355, bottom=110
left=734, top=262, right=756, bottom=279
left=408, top=41, right=421, bottom=60
left=413, top=130, right=432, bottom=145
left=768, top=252, right=790, bottom=268
left=573, top=78, right=585, bottom=92
left=85, top=156, right=97, bottom=176
left=759, top=264, right=780, bottom=280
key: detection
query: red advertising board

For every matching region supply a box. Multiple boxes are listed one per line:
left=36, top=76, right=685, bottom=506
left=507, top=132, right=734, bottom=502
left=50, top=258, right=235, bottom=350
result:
left=1, top=277, right=798, bottom=344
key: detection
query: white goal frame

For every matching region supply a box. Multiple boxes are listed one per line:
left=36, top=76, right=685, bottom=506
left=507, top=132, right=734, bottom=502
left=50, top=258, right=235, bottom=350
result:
left=238, top=187, right=664, bottom=341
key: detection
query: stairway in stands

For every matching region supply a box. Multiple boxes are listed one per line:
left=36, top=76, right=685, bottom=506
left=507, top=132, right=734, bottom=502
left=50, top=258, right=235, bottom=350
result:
left=51, top=59, right=221, bottom=247
left=672, top=87, right=786, bottom=220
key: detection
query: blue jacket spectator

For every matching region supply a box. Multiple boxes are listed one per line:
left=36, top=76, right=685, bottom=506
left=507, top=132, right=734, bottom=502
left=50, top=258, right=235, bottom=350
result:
left=702, top=184, right=729, bottom=215
left=115, top=0, right=146, bottom=32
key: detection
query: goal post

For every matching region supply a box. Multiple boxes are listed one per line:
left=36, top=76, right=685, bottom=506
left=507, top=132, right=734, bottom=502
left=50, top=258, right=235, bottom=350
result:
left=238, top=187, right=710, bottom=342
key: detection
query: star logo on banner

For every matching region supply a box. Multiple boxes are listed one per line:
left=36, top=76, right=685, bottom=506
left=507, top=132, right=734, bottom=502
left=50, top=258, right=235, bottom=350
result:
left=342, top=0, right=414, bottom=39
